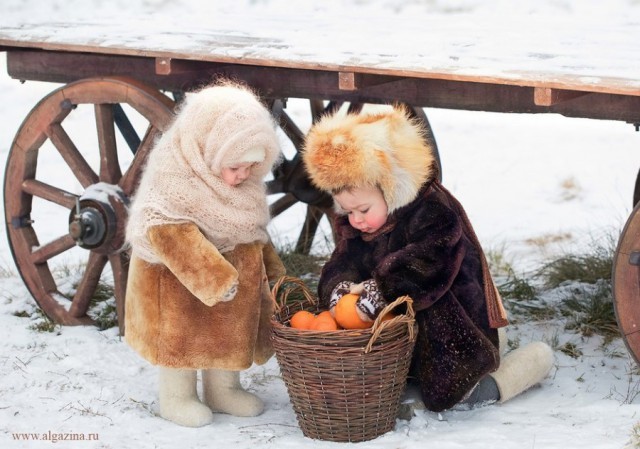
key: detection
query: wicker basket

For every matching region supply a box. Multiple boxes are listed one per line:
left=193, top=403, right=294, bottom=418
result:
left=271, top=276, right=417, bottom=443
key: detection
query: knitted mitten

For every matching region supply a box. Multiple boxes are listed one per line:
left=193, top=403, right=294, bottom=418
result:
left=354, top=279, right=385, bottom=321
left=329, top=281, right=354, bottom=312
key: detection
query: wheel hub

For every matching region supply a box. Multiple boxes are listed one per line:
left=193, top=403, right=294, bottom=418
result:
left=68, top=182, right=129, bottom=254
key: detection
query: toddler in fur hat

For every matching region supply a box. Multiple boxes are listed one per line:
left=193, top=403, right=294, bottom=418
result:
left=303, top=106, right=553, bottom=412
left=124, top=79, right=286, bottom=427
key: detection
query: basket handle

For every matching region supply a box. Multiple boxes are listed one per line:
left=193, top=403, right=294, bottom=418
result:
left=270, top=275, right=317, bottom=312
left=365, top=295, right=416, bottom=353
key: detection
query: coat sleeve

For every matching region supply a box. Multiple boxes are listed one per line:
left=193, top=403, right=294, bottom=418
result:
left=373, top=200, right=466, bottom=312
left=262, top=241, right=287, bottom=282
left=147, top=222, right=239, bottom=307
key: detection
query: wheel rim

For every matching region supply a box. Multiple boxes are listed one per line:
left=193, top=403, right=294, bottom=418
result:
left=267, top=99, right=440, bottom=254
left=4, top=77, right=175, bottom=331
left=612, top=201, right=640, bottom=365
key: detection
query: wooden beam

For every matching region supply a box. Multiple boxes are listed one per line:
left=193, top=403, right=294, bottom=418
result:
left=338, top=71, right=402, bottom=91
left=155, top=57, right=172, bottom=75
left=155, top=57, right=214, bottom=75
left=338, top=72, right=356, bottom=90
left=534, top=87, right=588, bottom=106
left=6, top=51, right=640, bottom=123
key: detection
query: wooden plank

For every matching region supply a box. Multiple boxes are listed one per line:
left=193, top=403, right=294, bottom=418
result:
left=0, top=18, right=639, bottom=97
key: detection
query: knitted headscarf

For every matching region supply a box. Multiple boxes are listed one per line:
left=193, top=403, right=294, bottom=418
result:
left=126, top=81, right=281, bottom=263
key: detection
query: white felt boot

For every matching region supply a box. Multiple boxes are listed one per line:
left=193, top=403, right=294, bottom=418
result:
left=490, top=341, right=554, bottom=403
left=158, top=367, right=214, bottom=427
left=203, top=369, right=264, bottom=417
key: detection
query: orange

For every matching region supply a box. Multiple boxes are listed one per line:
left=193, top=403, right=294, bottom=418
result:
left=334, top=293, right=374, bottom=330
left=316, top=310, right=333, bottom=320
left=311, top=312, right=340, bottom=331
left=290, top=310, right=316, bottom=330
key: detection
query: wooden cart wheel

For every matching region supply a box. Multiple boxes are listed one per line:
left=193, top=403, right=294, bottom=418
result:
left=267, top=99, right=440, bottom=254
left=4, top=77, right=175, bottom=332
left=612, top=202, right=640, bottom=364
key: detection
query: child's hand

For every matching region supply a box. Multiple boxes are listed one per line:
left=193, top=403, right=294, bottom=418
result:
left=330, top=281, right=354, bottom=315
left=354, top=279, right=384, bottom=321
left=221, top=281, right=239, bottom=302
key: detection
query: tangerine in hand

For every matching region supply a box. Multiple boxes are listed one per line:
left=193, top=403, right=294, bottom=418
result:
left=334, top=293, right=374, bottom=329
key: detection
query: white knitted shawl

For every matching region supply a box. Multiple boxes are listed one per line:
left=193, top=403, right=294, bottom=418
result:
left=126, top=82, right=282, bottom=263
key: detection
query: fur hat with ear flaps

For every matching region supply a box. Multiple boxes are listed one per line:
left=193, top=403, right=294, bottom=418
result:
left=302, top=106, right=437, bottom=213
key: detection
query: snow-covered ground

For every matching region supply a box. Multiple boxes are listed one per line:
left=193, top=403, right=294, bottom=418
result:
left=1, top=1, right=640, bottom=448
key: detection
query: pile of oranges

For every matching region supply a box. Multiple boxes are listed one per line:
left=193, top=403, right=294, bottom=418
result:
left=290, top=310, right=340, bottom=331
left=289, top=293, right=395, bottom=331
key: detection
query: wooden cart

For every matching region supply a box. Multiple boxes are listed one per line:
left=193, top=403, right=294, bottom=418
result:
left=1, top=18, right=639, bottom=358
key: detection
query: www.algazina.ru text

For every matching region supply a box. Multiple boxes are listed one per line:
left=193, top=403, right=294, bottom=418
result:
left=12, top=431, right=99, bottom=443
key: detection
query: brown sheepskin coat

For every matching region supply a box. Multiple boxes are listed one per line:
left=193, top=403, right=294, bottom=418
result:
left=125, top=222, right=286, bottom=370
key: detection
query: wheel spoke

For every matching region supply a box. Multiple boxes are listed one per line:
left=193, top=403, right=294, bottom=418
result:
left=347, top=102, right=364, bottom=114
left=310, top=99, right=326, bottom=124
left=119, top=124, right=159, bottom=194
left=295, top=206, right=325, bottom=254
left=30, top=234, right=76, bottom=264
left=276, top=109, right=305, bottom=150
left=95, top=104, right=122, bottom=183
left=269, top=193, right=298, bottom=216
left=69, top=251, right=109, bottom=318
left=46, top=123, right=99, bottom=188
left=21, top=179, right=78, bottom=209
left=269, top=193, right=298, bottom=217
left=113, top=104, right=141, bottom=153
left=324, top=101, right=343, bottom=116
left=109, top=252, right=129, bottom=335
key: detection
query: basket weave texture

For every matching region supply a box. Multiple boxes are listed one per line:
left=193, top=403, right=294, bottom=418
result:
left=271, top=276, right=417, bottom=442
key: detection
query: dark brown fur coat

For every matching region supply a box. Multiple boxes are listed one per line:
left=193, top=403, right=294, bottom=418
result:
left=318, top=183, right=501, bottom=411
left=304, top=107, right=506, bottom=412
left=125, top=223, right=285, bottom=370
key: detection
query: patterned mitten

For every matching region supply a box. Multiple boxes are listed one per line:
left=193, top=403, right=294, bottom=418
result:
left=355, top=279, right=385, bottom=321
left=329, top=281, right=354, bottom=314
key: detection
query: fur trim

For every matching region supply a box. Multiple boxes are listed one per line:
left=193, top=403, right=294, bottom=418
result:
left=303, top=106, right=436, bottom=212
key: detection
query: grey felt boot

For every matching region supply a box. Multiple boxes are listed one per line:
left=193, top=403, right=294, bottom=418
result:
left=458, top=334, right=553, bottom=409
left=203, top=369, right=264, bottom=417
left=490, top=341, right=554, bottom=403
left=158, top=367, right=214, bottom=427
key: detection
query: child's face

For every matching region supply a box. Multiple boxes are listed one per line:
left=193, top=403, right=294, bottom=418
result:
left=221, top=162, right=254, bottom=186
left=334, top=185, right=388, bottom=234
